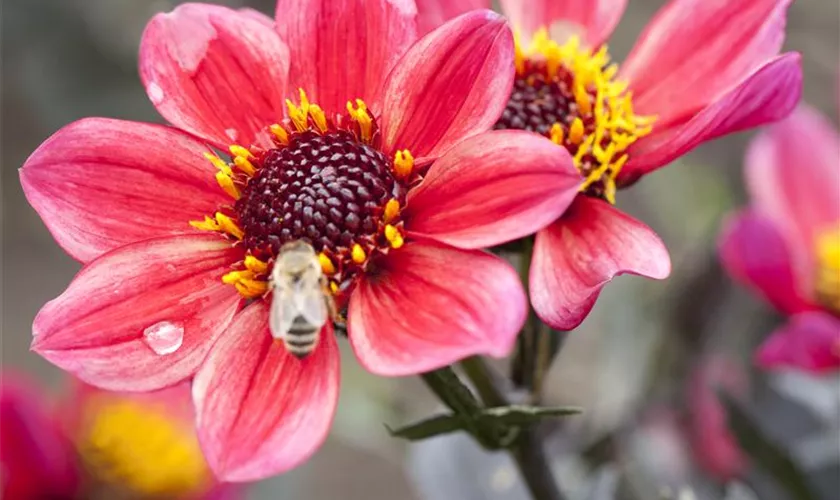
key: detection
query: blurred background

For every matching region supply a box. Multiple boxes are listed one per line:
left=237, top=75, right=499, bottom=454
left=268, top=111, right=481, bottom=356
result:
left=1, top=0, right=838, bottom=498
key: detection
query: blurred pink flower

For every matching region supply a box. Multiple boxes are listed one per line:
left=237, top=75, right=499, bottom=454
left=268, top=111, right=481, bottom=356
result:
left=719, top=103, right=840, bottom=374
left=416, top=0, right=802, bottom=330
left=687, top=357, right=749, bottom=482
left=0, top=372, right=237, bottom=499
left=20, top=1, right=580, bottom=481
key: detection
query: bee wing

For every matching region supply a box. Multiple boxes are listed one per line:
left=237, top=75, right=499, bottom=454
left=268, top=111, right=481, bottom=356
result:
left=294, top=286, right=328, bottom=328
left=269, top=285, right=300, bottom=340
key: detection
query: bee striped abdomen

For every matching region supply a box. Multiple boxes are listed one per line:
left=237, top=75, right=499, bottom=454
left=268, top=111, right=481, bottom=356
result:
left=283, top=316, right=320, bottom=358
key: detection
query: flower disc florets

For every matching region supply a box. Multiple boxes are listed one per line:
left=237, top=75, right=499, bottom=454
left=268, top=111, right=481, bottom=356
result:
left=495, top=31, right=656, bottom=203
left=191, top=90, right=412, bottom=300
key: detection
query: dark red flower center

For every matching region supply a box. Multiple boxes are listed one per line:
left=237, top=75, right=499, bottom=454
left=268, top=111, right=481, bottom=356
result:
left=494, top=32, right=655, bottom=203
left=235, top=129, right=403, bottom=261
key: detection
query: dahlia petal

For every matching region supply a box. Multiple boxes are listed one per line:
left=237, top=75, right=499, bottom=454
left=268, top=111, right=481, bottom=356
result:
left=379, top=10, right=514, bottom=159
left=756, top=312, right=840, bottom=374
left=275, top=0, right=417, bottom=116
left=139, top=3, right=289, bottom=148
left=193, top=302, right=339, bottom=481
left=414, top=0, right=489, bottom=35
left=622, top=53, right=802, bottom=179
left=31, top=234, right=241, bottom=392
left=621, top=0, right=792, bottom=127
left=499, top=0, right=627, bottom=47
left=718, top=210, right=815, bottom=315
left=745, top=105, right=840, bottom=260
left=0, top=374, right=79, bottom=499
left=19, top=118, right=225, bottom=263
left=530, top=196, right=671, bottom=330
left=405, top=130, right=580, bottom=248
left=348, top=240, right=526, bottom=376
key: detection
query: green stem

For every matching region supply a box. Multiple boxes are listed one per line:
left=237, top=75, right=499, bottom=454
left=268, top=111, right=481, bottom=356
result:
left=460, top=356, right=566, bottom=500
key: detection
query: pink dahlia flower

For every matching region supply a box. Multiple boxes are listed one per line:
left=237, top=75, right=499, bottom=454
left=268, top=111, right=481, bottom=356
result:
left=1, top=372, right=237, bottom=499
left=719, top=102, right=840, bottom=374
left=415, top=0, right=803, bottom=329
left=20, top=1, right=581, bottom=481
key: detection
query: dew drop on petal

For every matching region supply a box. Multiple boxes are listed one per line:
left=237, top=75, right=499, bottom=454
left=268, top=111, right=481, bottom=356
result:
left=148, top=82, right=165, bottom=104
left=143, top=321, right=184, bottom=355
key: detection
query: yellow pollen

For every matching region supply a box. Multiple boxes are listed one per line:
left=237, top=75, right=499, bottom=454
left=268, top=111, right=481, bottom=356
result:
left=347, top=99, right=373, bottom=143
left=309, top=104, right=328, bottom=133
left=329, top=281, right=339, bottom=294
left=351, top=244, right=367, bottom=264
left=384, top=224, right=404, bottom=249
left=214, top=171, right=240, bottom=200
left=223, top=269, right=268, bottom=298
left=287, top=89, right=312, bottom=131
left=383, top=198, right=400, bottom=223
left=204, top=152, right=232, bottom=175
left=229, top=145, right=252, bottom=159
left=515, top=32, right=656, bottom=204
left=244, top=255, right=268, bottom=274
left=270, top=123, right=289, bottom=144
left=77, top=397, right=209, bottom=497
left=233, top=156, right=256, bottom=176
left=393, top=150, right=414, bottom=179
left=815, top=228, right=840, bottom=313
left=319, top=252, right=336, bottom=275
left=213, top=213, right=243, bottom=240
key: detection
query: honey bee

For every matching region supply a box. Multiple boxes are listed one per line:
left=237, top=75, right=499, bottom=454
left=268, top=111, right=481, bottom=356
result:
left=269, top=241, right=336, bottom=358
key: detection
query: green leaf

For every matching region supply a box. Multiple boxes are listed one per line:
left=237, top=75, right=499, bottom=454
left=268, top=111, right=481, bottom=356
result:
left=718, top=391, right=818, bottom=500
left=386, top=414, right=468, bottom=441
left=477, top=405, right=583, bottom=427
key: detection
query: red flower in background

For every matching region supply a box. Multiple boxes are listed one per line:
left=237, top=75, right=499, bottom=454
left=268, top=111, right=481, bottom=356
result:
left=0, top=372, right=236, bottom=499
left=416, top=0, right=802, bottom=329
left=20, top=1, right=580, bottom=481
left=719, top=102, right=840, bottom=374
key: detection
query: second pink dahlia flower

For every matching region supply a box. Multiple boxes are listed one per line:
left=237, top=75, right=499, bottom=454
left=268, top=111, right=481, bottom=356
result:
left=20, top=1, right=580, bottom=481
left=416, top=0, right=803, bottom=329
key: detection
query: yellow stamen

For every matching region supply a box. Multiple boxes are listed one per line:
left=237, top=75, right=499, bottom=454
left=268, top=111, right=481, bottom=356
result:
left=270, top=123, right=289, bottom=144
left=384, top=224, right=404, bottom=249
left=233, top=156, right=256, bottom=176
left=815, top=228, right=840, bottom=313
left=574, top=83, right=591, bottom=115
left=222, top=269, right=254, bottom=285
left=203, top=152, right=232, bottom=175
left=234, top=280, right=268, bottom=298
left=215, top=171, right=240, bottom=200
left=309, top=104, right=328, bottom=133
left=346, top=99, right=373, bottom=143
left=287, top=89, right=311, bottom=131
left=549, top=123, right=565, bottom=145
left=329, top=281, right=339, bottom=294
left=189, top=215, right=220, bottom=232
left=393, top=149, right=414, bottom=179
left=351, top=244, right=366, bottom=264
left=244, top=255, right=268, bottom=274
left=383, top=198, right=400, bottom=223
left=318, top=252, right=336, bottom=275
left=214, top=213, right=243, bottom=240
left=569, top=117, right=585, bottom=145
left=229, top=145, right=252, bottom=159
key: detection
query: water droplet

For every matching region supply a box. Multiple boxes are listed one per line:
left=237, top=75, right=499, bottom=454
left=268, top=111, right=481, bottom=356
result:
left=143, top=321, right=184, bottom=355
left=148, top=82, right=165, bottom=104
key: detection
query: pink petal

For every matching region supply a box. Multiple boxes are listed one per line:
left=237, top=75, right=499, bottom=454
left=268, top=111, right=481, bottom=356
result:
left=0, top=374, right=79, bottom=499
left=499, top=0, right=627, bottom=48
left=414, top=0, right=489, bottom=35
left=622, top=53, right=802, bottom=180
left=193, top=302, right=339, bottom=481
left=348, top=240, right=526, bottom=376
left=745, top=105, right=840, bottom=265
left=275, top=0, right=417, bottom=116
left=621, top=0, right=792, bottom=128
left=404, top=130, right=580, bottom=248
left=32, top=234, right=242, bottom=392
left=139, top=3, right=290, bottom=148
left=379, top=10, right=514, bottom=160
left=530, top=196, right=671, bottom=330
left=19, top=118, right=226, bottom=263
left=718, top=209, right=816, bottom=315
left=756, top=312, right=840, bottom=374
